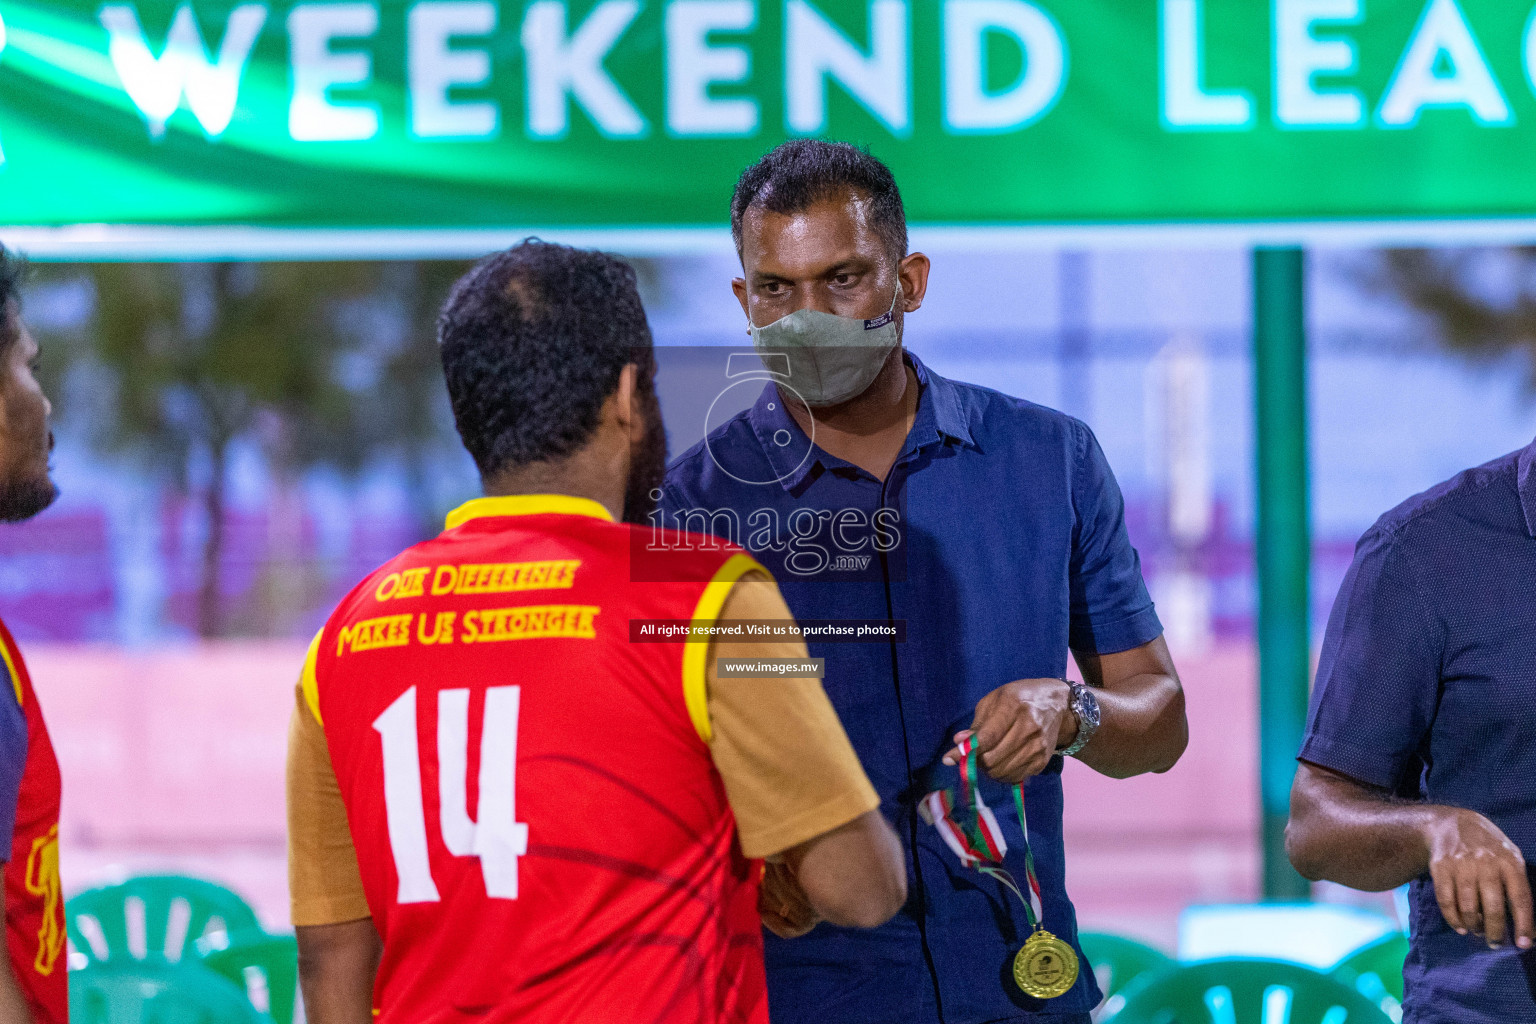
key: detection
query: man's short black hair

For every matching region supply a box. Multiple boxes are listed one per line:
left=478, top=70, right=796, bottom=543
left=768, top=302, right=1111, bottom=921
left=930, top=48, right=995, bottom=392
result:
left=0, top=245, right=23, bottom=337
left=730, top=140, right=908, bottom=264
left=437, top=239, right=654, bottom=480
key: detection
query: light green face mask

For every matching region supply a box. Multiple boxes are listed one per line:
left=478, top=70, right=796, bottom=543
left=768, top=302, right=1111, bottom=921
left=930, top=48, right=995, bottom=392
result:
left=749, top=285, right=901, bottom=408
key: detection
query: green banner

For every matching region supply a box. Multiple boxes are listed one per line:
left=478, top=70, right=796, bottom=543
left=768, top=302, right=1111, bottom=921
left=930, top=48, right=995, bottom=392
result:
left=3, top=0, right=1536, bottom=236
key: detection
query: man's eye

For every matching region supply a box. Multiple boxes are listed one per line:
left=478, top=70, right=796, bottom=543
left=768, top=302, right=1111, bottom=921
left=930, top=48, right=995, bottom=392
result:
left=833, top=274, right=855, bottom=286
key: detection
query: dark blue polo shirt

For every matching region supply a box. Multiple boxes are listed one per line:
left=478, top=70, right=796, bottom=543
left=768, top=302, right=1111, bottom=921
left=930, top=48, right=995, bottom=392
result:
left=659, top=352, right=1163, bottom=1024
left=1301, top=436, right=1536, bottom=1024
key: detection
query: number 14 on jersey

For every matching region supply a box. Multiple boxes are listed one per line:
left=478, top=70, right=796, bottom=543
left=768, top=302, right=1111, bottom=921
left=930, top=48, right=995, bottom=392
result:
left=373, top=685, right=529, bottom=903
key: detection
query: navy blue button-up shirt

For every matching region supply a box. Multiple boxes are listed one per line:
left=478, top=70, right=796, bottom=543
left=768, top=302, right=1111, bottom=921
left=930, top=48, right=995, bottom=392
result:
left=1301, top=437, right=1536, bottom=1024
left=659, top=352, right=1163, bottom=1024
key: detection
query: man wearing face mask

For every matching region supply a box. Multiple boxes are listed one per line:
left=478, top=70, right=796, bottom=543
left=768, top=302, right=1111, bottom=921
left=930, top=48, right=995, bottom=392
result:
left=658, top=142, right=1188, bottom=1024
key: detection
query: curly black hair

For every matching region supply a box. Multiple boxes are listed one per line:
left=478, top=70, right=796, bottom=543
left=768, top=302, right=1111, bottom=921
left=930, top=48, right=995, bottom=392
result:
left=0, top=245, right=23, bottom=345
left=437, top=239, right=655, bottom=480
left=730, top=139, right=908, bottom=265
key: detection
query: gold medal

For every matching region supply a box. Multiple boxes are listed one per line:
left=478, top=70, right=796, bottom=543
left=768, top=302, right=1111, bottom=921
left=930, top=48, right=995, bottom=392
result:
left=1012, top=929, right=1079, bottom=1000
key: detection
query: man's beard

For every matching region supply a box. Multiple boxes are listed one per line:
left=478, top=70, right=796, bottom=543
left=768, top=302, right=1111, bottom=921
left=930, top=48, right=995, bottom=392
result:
left=0, top=471, right=57, bottom=523
left=622, top=385, right=668, bottom=525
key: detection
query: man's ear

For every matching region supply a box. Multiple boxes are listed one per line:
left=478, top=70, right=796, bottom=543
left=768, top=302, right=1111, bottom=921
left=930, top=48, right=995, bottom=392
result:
left=613, top=363, right=639, bottom=437
left=898, top=253, right=931, bottom=313
left=732, top=277, right=751, bottom=331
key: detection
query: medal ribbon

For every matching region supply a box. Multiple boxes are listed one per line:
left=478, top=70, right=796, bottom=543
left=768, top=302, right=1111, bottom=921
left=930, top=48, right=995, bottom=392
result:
left=917, top=736, right=1045, bottom=929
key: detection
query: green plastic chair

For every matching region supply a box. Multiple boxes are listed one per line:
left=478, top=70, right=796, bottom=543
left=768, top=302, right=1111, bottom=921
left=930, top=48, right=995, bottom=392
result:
left=197, top=931, right=299, bottom=1024
left=69, top=962, right=270, bottom=1024
left=1108, top=958, right=1396, bottom=1024
left=66, top=876, right=262, bottom=968
left=1331, top=932, right=1408, bottom=1018
left=1079, top=933, right=1177, bottom=1021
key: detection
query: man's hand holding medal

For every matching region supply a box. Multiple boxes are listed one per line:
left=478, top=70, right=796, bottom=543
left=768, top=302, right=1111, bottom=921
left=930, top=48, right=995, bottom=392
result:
left=759, top=676, right=1091, bottom=998
left=923, top=677, right=1092, bottom=1001
left=942, top=677, right=1079, bottom=784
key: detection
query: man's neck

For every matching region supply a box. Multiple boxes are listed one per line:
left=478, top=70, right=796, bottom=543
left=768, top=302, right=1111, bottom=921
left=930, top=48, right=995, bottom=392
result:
left=782, top=348, right=919, bottom=482
left=481, top=451, right=624, bottom=520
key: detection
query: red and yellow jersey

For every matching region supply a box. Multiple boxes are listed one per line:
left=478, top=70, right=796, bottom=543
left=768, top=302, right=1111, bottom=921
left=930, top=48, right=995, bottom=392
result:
left=0, top=620, right=65, bottom=1023
left=304, top=494, right=767, bottom=1024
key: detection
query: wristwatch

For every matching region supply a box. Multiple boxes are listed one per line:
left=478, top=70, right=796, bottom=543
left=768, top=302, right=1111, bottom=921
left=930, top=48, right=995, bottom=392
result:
left=1058, top=680, right=1100, bottom=758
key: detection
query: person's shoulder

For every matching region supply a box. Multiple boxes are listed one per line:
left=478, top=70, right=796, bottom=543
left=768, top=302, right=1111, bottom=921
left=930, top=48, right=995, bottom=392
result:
left=0, top=619, right=25, bottom=696
left=1367, top=447, right=1525, bottom=547
left=661, top=408, right=763, bottom=504
left=322, top=534, right=449, bottom=628
left=931, top=369, right=1089, bottom=457
left=0, top=624, right=22, bottom=714
left=665, top=432, right=718, bottom=488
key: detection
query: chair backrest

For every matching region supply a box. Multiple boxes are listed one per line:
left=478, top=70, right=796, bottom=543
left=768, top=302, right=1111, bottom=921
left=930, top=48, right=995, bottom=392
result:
left=69, top=962, right=270, bottom=1024
left=1330, top=931, right=1408, bottom=1012
left=1109, top=957, right=1397, bottom=1024
left=1079, top=933, right=1176, bottom=1021
left=67, top=875, right=262, bottom=968
left=197, top=931, right=299, bottom=1024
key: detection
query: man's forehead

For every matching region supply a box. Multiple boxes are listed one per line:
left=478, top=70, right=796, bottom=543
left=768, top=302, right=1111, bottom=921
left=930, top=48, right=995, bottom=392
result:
left=741, top=194, right=882, bottom=273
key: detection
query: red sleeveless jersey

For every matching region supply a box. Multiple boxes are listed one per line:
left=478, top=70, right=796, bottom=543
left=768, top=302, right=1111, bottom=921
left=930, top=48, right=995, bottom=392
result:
left=308, top=495, right=768, bottom=1024
left=0, top=621, right=66, bottom=1023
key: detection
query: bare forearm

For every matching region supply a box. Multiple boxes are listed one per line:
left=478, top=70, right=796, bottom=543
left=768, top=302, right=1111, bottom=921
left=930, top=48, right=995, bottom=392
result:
left=786, top=809, right=906, bottom=930
left=0, top=958, right=33, bottom=1024
left=1069, top=635, right=1187, bottom=779
left=0, top=870, right=33, bottom=1024
left=1073, top=672, right=1185, bottom=778
left=297, top=919, right=381, bottom=1024
left=1287, top=761, right=1435, bottom=890
left=1290, top=761, right=1535, bottom=948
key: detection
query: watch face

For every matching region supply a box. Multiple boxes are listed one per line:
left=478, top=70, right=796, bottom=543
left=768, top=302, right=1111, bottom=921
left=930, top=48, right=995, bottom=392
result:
left=1068, top=684, right=1100, bottom=753
left=1078, top=686, right=1100, bottom=728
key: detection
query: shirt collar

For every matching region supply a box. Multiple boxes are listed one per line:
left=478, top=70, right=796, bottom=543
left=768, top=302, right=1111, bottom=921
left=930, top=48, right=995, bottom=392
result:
left=744, top=349, right=976, bottom=492
left=1520, top=435, right=1536, bottom=538
left=445, top=493, right=615, bottom=531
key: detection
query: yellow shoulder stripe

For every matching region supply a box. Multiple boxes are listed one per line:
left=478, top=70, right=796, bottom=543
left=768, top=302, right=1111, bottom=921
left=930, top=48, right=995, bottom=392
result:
left=0, top=641, right=21, bottom=707
left=682, top=553, right=768, bottom=744
left=300, top=630, right=324, bottom=725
